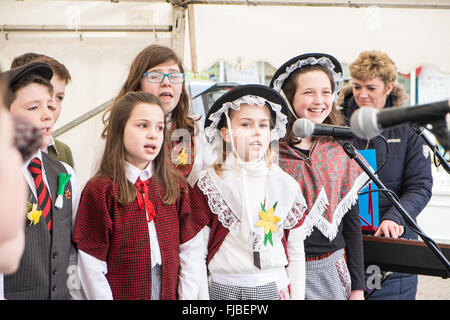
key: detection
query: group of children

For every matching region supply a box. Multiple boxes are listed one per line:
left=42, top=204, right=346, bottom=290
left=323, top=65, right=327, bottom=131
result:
left=1, top=45, right=371, bottom=300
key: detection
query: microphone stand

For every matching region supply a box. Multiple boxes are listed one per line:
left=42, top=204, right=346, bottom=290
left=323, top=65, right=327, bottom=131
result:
left=336, top=139, right=450, bottom=278
left=424, top=118, right=450, bottom=152
left=410, top=123, right=450, bottom=174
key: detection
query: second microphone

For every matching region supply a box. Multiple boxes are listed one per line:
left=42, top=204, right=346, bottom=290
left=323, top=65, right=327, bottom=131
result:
left=293, top=118, right=354, bottom=139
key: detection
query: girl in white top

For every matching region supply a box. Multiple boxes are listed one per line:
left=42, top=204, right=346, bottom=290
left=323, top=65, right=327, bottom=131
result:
left=179, top=84, right=308, bottom=300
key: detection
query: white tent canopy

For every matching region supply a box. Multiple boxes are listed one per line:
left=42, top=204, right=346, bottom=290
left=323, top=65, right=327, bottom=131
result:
left=185, top=4, right=450, bottom=74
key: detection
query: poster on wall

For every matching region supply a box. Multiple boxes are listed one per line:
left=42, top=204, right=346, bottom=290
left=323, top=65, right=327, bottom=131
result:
left=418, top=65, right=450, bottom=105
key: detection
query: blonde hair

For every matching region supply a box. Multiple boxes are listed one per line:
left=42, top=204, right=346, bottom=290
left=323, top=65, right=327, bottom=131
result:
left=349, top=50, right=397, bottom=86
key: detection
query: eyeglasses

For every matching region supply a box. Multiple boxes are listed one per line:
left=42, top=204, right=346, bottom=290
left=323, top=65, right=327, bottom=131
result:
left=143, top=71, right=185, bottom=84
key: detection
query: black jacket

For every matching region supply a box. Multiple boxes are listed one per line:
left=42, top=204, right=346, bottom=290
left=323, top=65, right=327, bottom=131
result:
left=339, top=85, right=433, bottom=241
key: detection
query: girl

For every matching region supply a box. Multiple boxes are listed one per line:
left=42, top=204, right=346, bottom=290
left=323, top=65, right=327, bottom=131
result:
left=103, top=44, right=213, bottom=186
left=270, top=53, right=367, bottom=300
left=74, top=91, right=206, bottom=300
left=179, top=84, right=308, bottom=300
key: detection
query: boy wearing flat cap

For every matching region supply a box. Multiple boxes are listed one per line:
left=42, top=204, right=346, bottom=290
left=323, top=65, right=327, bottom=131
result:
left=11, top=53, right=74, bottom=169
left=1, top=62, right=81, bottom=300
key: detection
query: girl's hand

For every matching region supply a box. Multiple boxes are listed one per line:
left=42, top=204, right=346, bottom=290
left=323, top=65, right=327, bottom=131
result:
left=348, top=289, right=364, bottom=300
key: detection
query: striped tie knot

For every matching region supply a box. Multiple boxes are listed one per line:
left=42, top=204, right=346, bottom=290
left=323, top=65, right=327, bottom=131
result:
left=28, top=157, right=52, bottom=231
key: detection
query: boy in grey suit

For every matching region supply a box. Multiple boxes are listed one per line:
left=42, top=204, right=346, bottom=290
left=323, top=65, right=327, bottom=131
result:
left=2, top=62, right=80, bottom=300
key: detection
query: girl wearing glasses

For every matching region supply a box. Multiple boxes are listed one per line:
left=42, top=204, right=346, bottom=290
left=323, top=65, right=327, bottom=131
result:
left=105, top=44, right=213, bottom=186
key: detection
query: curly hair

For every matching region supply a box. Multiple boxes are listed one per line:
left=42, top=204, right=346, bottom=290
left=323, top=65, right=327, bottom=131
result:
left=349, top=50, right=397, bottom=86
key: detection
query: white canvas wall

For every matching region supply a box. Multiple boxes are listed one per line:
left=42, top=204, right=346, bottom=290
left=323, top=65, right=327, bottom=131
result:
left=0, top=0, right=173, bottom=186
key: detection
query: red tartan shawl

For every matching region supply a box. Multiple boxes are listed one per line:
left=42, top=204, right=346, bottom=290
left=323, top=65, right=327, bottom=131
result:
left=279, top=138, right=367, bottom=240
left=74, top=176, right=196, bottom=300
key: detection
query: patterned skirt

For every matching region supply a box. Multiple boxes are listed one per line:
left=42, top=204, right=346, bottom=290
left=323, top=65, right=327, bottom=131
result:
left=305, top=249, right=351, bottom=300
left=209, top=280, right=289, bottom=300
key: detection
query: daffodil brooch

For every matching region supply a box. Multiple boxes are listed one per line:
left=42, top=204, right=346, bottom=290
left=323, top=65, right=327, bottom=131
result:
left=256, top=201, right=280, bottom=246
left=175, top=147, right=188, bottom=166
left=27, top=196, right=42, bottom=226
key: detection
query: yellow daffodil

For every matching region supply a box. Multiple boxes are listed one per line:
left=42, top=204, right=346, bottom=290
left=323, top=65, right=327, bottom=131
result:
left=27, top=203, right=42, bottom=226
left=175, top=147, right=188, bottom=166
left=256, top=201, right=280, bottom=246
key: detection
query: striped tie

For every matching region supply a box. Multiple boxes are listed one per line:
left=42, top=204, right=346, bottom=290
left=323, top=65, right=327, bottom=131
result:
left=28, top=157, right=52, bottom=231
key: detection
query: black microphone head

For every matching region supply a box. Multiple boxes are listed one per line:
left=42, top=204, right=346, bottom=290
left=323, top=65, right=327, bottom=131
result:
left=293, top=118, right=315, bottom=138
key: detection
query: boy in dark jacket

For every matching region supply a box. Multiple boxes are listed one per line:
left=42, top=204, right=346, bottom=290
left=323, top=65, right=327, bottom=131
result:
left=339, top=50, right=433, bottom=300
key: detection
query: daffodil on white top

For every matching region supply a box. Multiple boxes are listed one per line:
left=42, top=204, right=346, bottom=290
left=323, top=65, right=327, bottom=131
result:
left=179, top=154, right=308, bottom=300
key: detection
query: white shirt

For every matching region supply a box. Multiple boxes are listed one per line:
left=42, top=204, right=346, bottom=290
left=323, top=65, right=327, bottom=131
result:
left=0, top=274, right=3, bottom=300
left=77, top=161, right=162, bottom=300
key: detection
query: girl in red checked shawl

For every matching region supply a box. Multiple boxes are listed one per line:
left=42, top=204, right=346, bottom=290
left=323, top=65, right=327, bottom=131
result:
left=73, top=92, right=206, bottom=300
left=101, top=44, right=214, bottom=186
left=178, top=85, right=308, bottom=300
left=270, top=53, right=368, bottom=300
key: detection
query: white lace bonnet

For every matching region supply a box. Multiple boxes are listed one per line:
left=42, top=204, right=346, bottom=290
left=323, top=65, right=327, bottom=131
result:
left=204, top=84, right=290, bottom=146
left=270, top=53, right=344, bottom=118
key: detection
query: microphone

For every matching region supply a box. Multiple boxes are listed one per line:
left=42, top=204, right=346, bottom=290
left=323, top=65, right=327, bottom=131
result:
left=293, top=118, right=354, bottom=139
left=350, top=99, right=450, bottom=140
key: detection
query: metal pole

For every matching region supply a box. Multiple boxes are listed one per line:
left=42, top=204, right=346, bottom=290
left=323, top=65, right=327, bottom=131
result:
left=1, top=25, right=172, bottom=33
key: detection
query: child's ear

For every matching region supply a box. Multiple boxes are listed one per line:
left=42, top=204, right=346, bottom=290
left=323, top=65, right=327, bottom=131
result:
left=220, top=127, right=230, bottom=143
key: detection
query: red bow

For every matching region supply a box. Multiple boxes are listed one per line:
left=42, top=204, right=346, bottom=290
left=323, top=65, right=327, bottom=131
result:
left=135, top=177, right=156, bottom=223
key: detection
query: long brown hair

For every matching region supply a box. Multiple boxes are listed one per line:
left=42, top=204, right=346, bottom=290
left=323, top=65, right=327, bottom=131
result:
left=281, top=64, right=343, bottom=145
left=102, top=44, right=193, bottom=138
left=96, top=91, right=185, bottom=205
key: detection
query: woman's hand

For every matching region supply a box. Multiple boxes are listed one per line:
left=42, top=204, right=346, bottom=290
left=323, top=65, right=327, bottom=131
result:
left=374, top=219, right=404, bottom=238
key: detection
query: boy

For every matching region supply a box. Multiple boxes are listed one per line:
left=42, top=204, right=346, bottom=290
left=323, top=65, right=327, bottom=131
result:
left=11, top=53, right=74, bottom=169
left=1, top=62, right=80, bottom=300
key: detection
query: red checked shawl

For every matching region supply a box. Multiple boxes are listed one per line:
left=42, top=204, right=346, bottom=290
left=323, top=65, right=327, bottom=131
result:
left=279, top=138, right=367, bottom=240
left=74, top=176, right=203, bottom=300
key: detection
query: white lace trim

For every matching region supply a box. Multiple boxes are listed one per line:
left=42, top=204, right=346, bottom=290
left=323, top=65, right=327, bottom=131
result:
left=301, top=172, right=369, bottom=241
left=197, top=171, right=307, bottom=251
left=204, top=95, right=288, bottom=147
left=299, top=187, right=330, bottom=239
left=272, top=56, right=343, bottom=101
left=283, top=190, right=308, bottom=230
left=197, top=172, right=240, bottom=234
